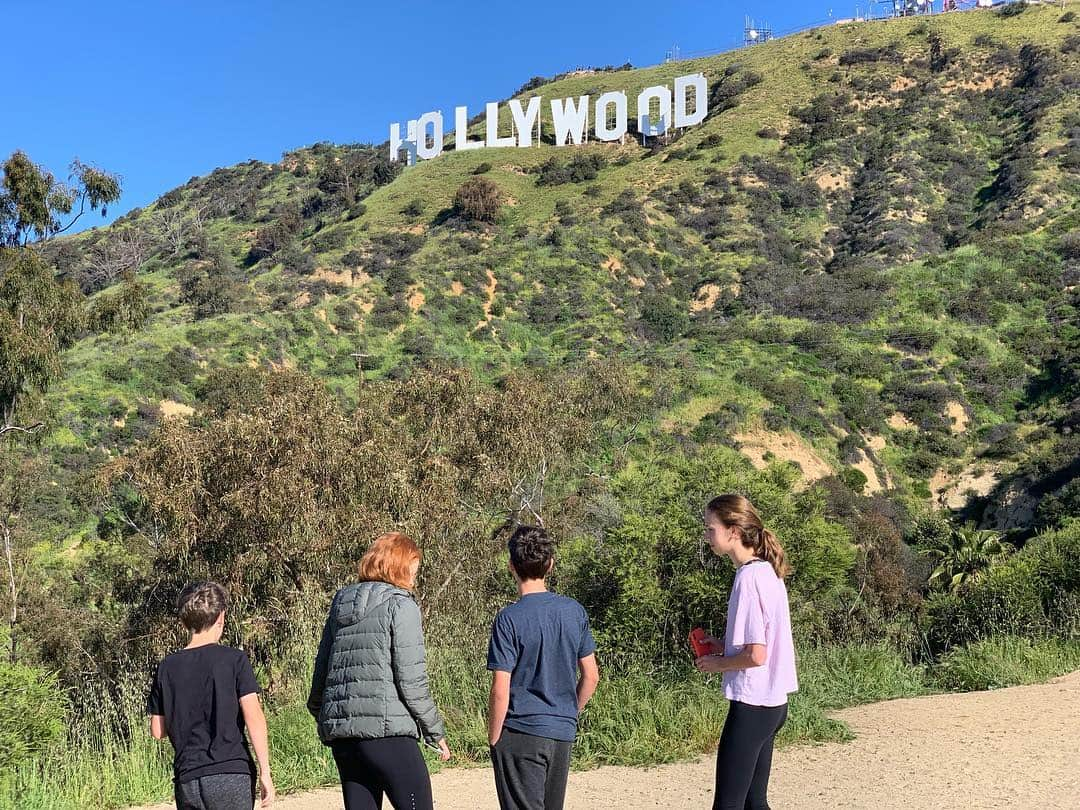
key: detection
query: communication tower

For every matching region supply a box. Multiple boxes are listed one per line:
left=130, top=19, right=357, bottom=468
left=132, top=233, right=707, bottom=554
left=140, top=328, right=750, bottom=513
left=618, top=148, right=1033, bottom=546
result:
left=744, top=16, right=774, bottom=47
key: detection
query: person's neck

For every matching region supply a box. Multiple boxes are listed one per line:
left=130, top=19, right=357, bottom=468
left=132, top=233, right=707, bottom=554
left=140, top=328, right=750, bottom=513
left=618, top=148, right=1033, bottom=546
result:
left=518, top=578, right=548, bottom=596
left=729, top=545, right=759, bottom=568
left=185, top=630, right=221, bottom=649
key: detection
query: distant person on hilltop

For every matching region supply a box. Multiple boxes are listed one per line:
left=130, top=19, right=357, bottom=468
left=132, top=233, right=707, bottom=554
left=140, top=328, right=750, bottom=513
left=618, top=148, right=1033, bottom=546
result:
left=147, top=581, right=275, bottom=809
left=694, top=494, right=798, bottom=810
left=487, top=524, right=600, bottom=810
left=308, top=532, right=451, bottom=810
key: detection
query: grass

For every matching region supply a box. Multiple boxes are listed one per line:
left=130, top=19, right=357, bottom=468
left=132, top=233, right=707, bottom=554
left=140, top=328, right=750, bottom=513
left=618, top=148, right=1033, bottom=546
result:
left=930, top=636, right=1080, bottom=692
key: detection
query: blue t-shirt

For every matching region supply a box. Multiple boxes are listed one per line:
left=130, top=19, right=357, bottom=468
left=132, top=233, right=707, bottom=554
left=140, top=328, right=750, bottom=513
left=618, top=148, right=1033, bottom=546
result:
left=486, top=591, right=596, bottom=742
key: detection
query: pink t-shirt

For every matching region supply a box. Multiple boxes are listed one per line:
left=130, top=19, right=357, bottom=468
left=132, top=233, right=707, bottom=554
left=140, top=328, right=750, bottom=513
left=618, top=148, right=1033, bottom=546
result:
left=722, top=559, right=798, bottom=707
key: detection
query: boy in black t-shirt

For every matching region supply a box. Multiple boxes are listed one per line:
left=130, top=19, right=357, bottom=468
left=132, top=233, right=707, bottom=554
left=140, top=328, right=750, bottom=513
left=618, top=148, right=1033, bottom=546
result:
left=148, top=582, right=275, bottom=809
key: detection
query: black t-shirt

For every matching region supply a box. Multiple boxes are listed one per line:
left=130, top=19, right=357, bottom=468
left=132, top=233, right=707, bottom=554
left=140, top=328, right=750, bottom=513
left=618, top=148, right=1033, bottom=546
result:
left=147, top=644, right=261, bottom=783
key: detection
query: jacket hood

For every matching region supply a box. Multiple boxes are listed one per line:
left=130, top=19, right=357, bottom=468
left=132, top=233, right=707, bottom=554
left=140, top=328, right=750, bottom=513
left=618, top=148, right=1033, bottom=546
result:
left=333, top=580, right=411, bottom=627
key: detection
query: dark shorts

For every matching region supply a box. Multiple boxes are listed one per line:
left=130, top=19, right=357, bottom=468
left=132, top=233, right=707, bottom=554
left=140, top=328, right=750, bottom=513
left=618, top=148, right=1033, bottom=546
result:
left=490, top=728, right=573, bottom=810
left=174, top=772, right=255, bottom=810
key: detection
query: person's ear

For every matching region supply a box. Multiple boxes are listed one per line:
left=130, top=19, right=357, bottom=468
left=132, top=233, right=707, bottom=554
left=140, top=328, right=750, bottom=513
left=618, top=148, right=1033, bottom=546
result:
left=215, top=611, right=226, bottom=628
left=545, top=558, right=555, bottom=575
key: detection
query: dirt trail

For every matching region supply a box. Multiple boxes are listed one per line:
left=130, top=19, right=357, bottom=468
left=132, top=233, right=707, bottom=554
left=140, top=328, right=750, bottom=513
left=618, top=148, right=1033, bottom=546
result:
left=137, top=672, right=1080, bottom=810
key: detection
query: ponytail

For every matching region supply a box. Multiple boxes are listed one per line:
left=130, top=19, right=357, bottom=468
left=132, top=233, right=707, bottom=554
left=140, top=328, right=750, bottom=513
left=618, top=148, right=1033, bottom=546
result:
left=758, top=527, right=792, bottom=580
left=705, top=493, right=792, bottom=579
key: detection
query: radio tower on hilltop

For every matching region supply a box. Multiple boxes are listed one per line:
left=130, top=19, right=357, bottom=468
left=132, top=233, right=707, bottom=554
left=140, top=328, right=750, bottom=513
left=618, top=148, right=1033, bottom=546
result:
left=872, top=0, right=933, bottom=17
left=744, top=16, right=773, bottom=47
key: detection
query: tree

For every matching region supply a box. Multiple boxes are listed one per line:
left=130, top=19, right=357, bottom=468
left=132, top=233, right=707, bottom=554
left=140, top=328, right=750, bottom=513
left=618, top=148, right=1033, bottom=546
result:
left=0, top=247, right=85, bottom=661
left=1, top=151, right=121, bottom=246
left=921, top=523, right=1012, bottom=593
left=101, top=362, right=642, bottom=666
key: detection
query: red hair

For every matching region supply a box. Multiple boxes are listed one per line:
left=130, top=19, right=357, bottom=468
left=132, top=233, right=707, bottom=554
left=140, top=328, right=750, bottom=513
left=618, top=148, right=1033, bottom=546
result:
left=358, top=532, right=422, bottom=589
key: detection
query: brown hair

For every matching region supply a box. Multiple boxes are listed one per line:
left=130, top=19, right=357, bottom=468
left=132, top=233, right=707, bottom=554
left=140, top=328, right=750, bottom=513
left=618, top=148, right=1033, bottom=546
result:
left=508, top=525, right=556, bottom=581
left=358, top=532, right=422, bottom=589
left=705, top=494, right=792, bottom=579
left=177, top=581, right=230, bottom=633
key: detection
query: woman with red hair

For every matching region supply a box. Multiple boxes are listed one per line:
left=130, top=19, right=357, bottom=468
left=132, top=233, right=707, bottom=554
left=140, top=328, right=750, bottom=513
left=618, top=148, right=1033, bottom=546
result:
left=308, top=532, right=451, bottom=810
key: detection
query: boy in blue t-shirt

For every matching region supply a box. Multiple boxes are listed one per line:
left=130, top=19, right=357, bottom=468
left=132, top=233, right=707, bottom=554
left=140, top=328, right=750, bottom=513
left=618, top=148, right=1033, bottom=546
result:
left=487, top=525, right=599, bottom=810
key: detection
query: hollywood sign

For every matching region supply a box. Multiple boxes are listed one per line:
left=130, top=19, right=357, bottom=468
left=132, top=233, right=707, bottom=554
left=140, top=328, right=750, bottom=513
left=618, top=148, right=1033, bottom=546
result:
left=389, top=72, right=708, bottom=164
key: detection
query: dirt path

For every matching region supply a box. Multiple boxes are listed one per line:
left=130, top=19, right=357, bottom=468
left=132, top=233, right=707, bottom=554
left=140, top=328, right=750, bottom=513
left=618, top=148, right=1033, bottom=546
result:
left=140, top=672, right=1080, bottom=809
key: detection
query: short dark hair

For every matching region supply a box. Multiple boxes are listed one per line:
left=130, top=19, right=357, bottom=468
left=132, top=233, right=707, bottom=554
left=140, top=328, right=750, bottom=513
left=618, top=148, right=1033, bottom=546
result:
left=177, top=581, right=229, bottom=632
left=508, top=525, right=555, bottom=580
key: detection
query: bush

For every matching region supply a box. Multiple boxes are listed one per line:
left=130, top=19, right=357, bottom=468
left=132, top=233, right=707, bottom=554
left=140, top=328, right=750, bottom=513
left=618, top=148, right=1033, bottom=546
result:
left=561, top=445, right=857, bottom=666
left=1060, top=232, right=1080, bottom=261
left=453, top=177, right=502, bottom=223
left=931, top=636, right=1080, bottom=692
left=638, top=292, right=689, bottom=342
left=839, top=466, right=868, bottom=494
left=995, top=1, right=1026, bottom=18
left=922, top=523, right=1080, bottom=652
left=472, top=162, right=492, bottom=175
left=535, top=153, right=607, bottom=186
left=280, top=246, right=317, bottom=276
left=0, top=663, right=67, bottom=772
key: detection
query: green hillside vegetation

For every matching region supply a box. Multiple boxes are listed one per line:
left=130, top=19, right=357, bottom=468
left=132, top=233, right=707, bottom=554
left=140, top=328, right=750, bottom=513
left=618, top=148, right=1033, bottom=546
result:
left=2, top=5, right=1079, bottom=808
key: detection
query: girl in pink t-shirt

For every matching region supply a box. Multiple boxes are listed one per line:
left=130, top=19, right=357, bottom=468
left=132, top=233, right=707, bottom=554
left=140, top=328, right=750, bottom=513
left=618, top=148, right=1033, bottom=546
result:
left=695, top=494, right=798, bottom=810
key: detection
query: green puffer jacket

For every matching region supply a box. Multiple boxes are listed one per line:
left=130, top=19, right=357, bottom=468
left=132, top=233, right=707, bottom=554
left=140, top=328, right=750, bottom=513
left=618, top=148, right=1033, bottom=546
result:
left=307, top=581, right=446, bottom=745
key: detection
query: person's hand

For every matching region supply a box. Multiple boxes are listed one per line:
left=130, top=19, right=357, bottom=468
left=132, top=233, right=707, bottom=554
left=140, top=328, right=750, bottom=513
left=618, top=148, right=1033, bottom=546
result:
left=489, top=729, right=502, bottom=747
left=259, top=770, right=276, bottom=807
left=703, top=634, right=721, bottom=653
left=437, top=738, right=452, bottom=761
left=695, top=654, right=725, bottom=674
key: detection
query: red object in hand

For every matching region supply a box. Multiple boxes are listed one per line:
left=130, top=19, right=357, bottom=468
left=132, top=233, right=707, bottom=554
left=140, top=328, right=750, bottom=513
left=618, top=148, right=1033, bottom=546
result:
left=689, top=628, right=716, bottom=658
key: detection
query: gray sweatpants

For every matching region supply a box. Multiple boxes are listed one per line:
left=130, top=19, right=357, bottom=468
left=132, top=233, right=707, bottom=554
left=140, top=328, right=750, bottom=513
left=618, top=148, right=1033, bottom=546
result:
left=490, top=729, right=573, bottom=810
left=174, top=773, right=255, bottom=810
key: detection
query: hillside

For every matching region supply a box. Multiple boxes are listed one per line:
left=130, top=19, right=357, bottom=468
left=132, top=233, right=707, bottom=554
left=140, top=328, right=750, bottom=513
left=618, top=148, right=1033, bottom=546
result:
left=39, top=5, right=1078, bottom=548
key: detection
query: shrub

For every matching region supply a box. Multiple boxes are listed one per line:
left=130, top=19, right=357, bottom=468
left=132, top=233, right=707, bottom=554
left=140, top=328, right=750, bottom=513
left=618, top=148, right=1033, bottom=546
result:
left=1060, top=232, right=1080, bottom=261
left=0, top=663, right=67, bottom=772
left=994, top=1, right=1026, bottom=18
left=88, top=277, right=151, bottom=334
left=839, top=467, right=868, bottom=494
left=922, top=523, right=1080, bottom=653
left=472, top=162, right=492, bottom=175
left=312, top=227, right=347, bottom=253
left=280, top=246, right=317, bottom=276
left=638, top=292, right=688, bottom=342
left=560, top=445, right=857, bottom=666
left=453, top=177, right=502, bottom=223
left=932, top=636, right=1080, bottom=692
left=535, top=153, right=607, bottom=186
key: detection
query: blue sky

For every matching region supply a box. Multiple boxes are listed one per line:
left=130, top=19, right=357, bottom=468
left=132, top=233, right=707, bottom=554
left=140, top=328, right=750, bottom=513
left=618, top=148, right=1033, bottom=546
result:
left=2, top=0, right=849, bottom=229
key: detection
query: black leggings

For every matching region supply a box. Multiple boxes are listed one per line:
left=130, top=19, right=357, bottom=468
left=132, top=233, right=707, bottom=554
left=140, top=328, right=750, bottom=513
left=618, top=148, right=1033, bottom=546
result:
left=713, top=700, right=788, bottom=810
left=331, top=737, right=434, bottom=810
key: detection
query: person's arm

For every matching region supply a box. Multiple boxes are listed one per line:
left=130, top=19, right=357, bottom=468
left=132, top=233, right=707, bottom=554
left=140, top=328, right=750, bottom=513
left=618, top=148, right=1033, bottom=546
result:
left=389, top=597, right=449, bottom=758
left=149, top=715, right=167, bottom=739
left=698, top=569, right=768, bottom=675
left=147, top=664, right=167, bottom=740
left=695, top=643, right=767, bottom=674
left=488, top=670, right=511, bottom=746
left=306, top=600, right=337, bottom=718
left=576, top=653, right=599, bottom=711
left=240, top=694, right=276, bottom=807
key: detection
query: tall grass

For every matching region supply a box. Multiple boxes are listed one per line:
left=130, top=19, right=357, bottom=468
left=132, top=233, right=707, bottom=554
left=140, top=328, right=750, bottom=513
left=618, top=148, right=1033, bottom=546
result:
left=930, top=636, right=1080, bottom=692
left=3, top=639, right=1075, bottom=810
